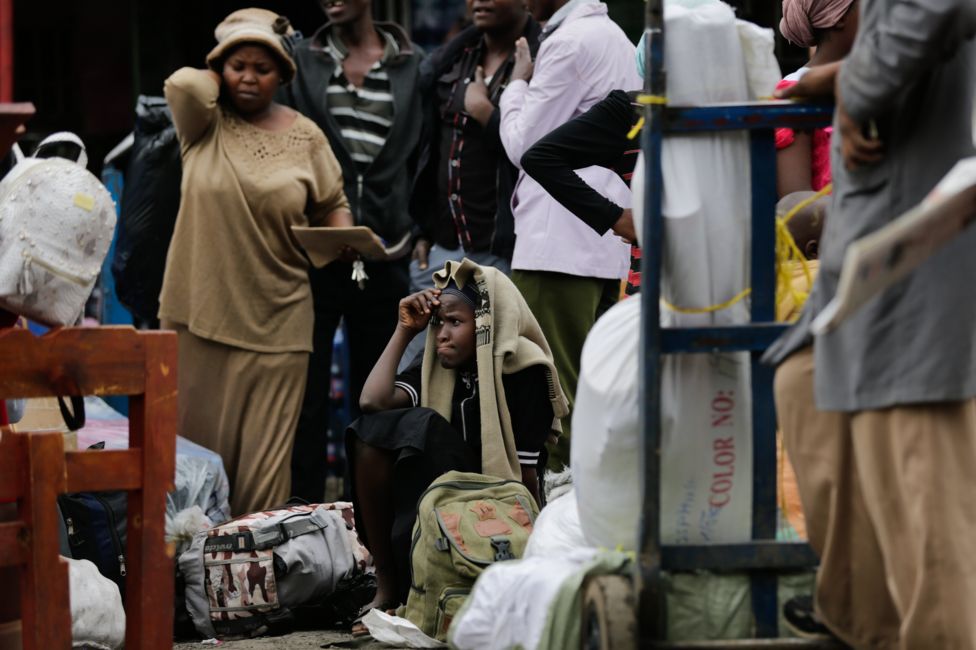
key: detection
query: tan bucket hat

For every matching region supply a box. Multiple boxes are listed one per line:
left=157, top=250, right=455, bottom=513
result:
left=206, top=8, right=297, bottom=82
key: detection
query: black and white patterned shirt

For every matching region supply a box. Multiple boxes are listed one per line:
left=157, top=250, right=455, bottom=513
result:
left=324, top=29, right=398, bottom=172
left=394, top=360, right=554, bottom=468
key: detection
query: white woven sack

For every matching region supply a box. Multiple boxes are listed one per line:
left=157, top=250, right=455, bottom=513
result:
left=0, top=132, right=116, bottom=326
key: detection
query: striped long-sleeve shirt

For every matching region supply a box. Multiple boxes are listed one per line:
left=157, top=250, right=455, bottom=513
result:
left=324, top=29, right=399, bottom=172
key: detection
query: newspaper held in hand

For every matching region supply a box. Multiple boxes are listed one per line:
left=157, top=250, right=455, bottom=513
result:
left=811, top=157, right=976, bottom=335
left=290, top=226, right=411, bottom=268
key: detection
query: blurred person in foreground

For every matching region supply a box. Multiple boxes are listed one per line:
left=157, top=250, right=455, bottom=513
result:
left=766, top=0, right=976, bottom=646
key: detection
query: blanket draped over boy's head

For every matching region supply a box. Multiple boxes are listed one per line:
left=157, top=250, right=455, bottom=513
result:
left=421, top=259, right=569, bottom=481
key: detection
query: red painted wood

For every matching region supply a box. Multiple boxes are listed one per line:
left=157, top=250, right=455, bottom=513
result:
left=65, top=449, right=143, bottom=492
left=0, top=521, right=26, bottom=568
left=0, top=327, right=148, bottom=399
left=0, top=327, right=178, bottom=649
left=0, top=0, right=13, bottom=103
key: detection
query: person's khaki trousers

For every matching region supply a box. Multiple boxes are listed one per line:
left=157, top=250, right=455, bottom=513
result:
left=775, top=347, right=976, bottom=649
left=172, top=326, right=308, bottom=516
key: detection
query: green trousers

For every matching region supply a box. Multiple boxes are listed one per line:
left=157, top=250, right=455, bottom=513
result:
left=512, top=270, right=619, bottom=471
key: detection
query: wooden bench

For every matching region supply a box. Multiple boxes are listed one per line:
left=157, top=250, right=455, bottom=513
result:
left=0, top=326, right=177, bottom=649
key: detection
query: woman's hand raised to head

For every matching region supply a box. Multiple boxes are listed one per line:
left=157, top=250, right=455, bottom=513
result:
left=398, top=289, right=441, bottom=334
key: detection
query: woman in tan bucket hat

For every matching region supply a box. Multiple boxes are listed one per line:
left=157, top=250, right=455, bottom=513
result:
left=159, top=8, right=353, bottom=515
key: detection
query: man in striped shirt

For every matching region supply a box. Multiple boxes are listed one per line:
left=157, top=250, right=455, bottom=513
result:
left=322, top=26, right=396, bottom=172
left=283, top=0, right=425, bottom=503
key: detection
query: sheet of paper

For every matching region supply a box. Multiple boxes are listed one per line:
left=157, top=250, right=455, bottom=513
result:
left=812, top=157, right=976, bottom=334
left=291, top=226, right=389, bottom=267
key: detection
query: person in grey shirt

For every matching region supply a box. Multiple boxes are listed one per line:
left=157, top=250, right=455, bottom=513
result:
left=768, top=0, right=976, bottom=646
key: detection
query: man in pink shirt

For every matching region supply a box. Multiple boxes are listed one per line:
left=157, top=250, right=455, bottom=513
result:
left=499, top=0, right=640, bottom=469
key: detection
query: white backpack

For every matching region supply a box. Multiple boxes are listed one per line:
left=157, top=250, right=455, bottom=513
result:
left=0, top=133, right=116, bottom=326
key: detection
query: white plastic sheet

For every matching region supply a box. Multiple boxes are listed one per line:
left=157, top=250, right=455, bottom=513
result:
left=362, top=609, right=445, bottom=648
left=736, top=20, right=781, bottom=100
left=448, top=549, right=600, bottom=650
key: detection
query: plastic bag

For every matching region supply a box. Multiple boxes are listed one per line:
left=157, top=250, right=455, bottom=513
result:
left=111, top=95, right=182, bottom=323
left=68, top=557, right=126, bottom=650
left=571, top=297, right=641, bottom=550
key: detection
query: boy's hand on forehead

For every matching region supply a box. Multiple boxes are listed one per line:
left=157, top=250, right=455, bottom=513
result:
left=398, top=288, right=442, bottom=333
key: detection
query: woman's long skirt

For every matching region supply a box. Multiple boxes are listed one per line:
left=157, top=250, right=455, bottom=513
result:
left=171, top=325, right=308, bottom=516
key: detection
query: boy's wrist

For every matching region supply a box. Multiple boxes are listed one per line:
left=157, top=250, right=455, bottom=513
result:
left=395, top=322, right=424, bottom=337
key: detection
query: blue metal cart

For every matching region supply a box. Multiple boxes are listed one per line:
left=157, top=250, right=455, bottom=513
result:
left=582, top=3, right=838, bottom=648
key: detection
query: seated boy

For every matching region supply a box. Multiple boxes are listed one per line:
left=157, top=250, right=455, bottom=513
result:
left=347, top=259, right=568, bottom=621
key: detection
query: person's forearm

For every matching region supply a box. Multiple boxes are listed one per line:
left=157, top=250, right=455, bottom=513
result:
left=164, top=67, right=220, bottom=146
left=324, top=208, right=354, bottom=228
left=520, top=466, right=541, bottom=506
left=359, top=326, right=417, bottom=412
left=519, top=93, right=631, bottom=234
left=522, top=142, right=624, bottom=234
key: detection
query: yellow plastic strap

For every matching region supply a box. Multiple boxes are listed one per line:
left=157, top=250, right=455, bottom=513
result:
left=774, top=183, right=833, bottom=319
left=662, top=183, right=833, bottom=317
left=626, top=116, right=645, bottom=140
left=627, top=95, right=666, bottom=139
left=637, top=94, right=668, bottom=105
left=663, top=287, right=752, bottom=315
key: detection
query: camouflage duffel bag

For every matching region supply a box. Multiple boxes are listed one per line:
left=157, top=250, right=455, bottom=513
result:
left=179, top=503, right=369, bottom=639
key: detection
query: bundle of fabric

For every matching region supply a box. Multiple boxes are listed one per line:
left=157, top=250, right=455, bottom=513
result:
left=448, top=550, right=631, bottom=650
left=68, top=557, right=126, bottom=650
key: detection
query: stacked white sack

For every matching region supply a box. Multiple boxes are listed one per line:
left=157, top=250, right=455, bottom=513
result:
left=573, top=0, right=781, bottom=551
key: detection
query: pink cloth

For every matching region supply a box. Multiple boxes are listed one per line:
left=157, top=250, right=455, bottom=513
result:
left=775, top=78, right=833, bottom=191
left=779, top=0, right=855, bottom=47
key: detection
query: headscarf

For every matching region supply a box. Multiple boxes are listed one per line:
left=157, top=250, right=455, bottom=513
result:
left=779, top=0, right=855, bottom=48
left=441, top=279, right=481, bottom=310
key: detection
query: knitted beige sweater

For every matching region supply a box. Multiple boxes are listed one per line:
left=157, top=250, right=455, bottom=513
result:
left=421, top=259, right=570, bottom=480
left=160, top=68, right=349, bottom=352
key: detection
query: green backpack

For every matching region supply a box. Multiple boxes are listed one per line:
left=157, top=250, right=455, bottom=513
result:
left=399, top=470, right=539, bottom=640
